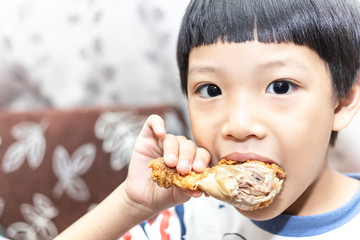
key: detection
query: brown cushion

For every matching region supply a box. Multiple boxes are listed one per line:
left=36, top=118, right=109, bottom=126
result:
left=0, top=105, right=187, bottom=239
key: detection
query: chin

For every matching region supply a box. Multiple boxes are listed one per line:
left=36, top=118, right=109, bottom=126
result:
left=237, top=200, right=285, bottom=221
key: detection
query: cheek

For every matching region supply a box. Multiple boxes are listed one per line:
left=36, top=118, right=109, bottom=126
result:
left=189, top=105, right=219, bottom=151
left=274, top=93, right=334, bottom=150
left=190, top=115, right=211, bottom=146
left=276, top=102, right=334, bottom=178
left=284, top=114, right=331, bottom=149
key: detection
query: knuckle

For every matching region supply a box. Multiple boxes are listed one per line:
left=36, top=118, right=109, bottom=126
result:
left=197, top=147, right=210, bottom=156
left=176, top=136, right=188, bottom=141
left=164, top=134, right=178, bottom=145
left=181, top=149, right=195, bottom=157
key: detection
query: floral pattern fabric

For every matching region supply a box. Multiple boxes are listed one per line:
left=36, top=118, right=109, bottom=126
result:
left=0, top=106, right=186, bottom=240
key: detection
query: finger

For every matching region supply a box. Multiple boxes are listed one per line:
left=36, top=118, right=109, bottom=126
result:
left=176, top=137, right=196, bottom=174
left=183, top=189, right=203, bottom=198
left=141, top=114, right=166, bottom=139
left=171, top=189, right=192, bottom=206
left=162, top=134, right=179, bottom=168
left=132, top=115, right=166, bottom=159
left=192, top=147, right=211, bottom=172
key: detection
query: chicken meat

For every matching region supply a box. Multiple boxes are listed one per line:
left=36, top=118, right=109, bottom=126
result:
left=149, top=158, right=286, bottom=211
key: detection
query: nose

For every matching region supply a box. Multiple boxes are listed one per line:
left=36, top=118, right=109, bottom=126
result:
left=221, top=95, right=266, bottom=141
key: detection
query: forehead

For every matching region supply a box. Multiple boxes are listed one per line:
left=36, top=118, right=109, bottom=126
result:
left=188, top=41, right=329, bottom=79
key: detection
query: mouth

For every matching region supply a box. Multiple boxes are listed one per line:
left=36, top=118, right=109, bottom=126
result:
left=221, top=152, right=276, bottom=165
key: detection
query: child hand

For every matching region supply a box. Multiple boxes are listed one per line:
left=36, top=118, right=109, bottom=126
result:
left=123, top=114, right=211, bottom=214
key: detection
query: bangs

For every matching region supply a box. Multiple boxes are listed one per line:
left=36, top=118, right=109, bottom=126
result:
left=177, top=0, right=360, bottom=97
left=180, top=0, right=356, bottom=53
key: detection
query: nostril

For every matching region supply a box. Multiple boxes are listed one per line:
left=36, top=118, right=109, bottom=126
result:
left=221, top=119, right=266, bottom=142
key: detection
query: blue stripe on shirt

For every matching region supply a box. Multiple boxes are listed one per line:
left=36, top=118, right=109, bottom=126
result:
left=251, top=174, right=360, bottom=237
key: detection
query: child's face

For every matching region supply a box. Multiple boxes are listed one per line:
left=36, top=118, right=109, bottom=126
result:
left=187, top=41, right=337, bottom=219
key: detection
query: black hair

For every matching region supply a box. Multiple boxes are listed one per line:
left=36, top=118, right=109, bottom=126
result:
left=176, top=0, right=360, bottom=145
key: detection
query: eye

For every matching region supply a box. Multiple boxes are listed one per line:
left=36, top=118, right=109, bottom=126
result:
left=195, top=84, right=222, bottom=98
left=266, top=80, right=298, bottom=95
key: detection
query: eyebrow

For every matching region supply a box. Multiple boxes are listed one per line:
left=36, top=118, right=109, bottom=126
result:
left=188, top=66, right=218, bottom=76
left=256, top=59, right=308, bottom=71
left=188, top=59, right=309, bottom=77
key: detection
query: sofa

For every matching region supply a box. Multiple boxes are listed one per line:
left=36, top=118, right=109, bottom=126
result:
left=0, top=105, right=187, bottom=239
left=0, top=1, right=193, bottom=238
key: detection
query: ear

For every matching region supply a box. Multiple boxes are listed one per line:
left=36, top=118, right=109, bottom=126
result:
left=333, top=76, right=360, bottom=131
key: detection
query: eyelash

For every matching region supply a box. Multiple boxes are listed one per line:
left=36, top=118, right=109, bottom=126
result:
left=266, top=80, right=299, bottom=95
left=193, top=79, right=298, bottom=98
left=194, top=83, right=222, bottom=98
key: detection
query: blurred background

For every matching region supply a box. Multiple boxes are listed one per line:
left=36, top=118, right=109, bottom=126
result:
left=0, top=0, right=359, bottom=171
left=0, top=0, right=189, bottom=111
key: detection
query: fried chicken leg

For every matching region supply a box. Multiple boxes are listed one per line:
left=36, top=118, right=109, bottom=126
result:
left=149, top=158, right=286, bottom=211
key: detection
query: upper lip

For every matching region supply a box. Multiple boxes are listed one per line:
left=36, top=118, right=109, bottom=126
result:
left=221, top=152, right=276, bottom=164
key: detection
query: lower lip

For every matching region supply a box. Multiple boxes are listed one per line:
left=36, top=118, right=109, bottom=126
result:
left=222, top=152, right=274, bottom=164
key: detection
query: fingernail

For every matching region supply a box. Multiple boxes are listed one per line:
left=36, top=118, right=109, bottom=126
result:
left=155, top=125, right=165, bottom=134
left=193, top=161, right=204, bottom=171
left=165, top=153, right=177, bottom=165
left=177, top=160, right=190, bottom=172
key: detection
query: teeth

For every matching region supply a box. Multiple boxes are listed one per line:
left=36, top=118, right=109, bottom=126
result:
left=149, top=158, right=286, bottom=211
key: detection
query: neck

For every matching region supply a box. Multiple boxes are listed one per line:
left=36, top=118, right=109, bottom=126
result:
left=285, top=164, right=360, bottom=216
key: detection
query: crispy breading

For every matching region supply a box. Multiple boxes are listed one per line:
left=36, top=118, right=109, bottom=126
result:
left=149, top=157, right=286, bottom=210
left=148, top=157, right=210, bottom=190
left=148, top=158, right=285, bottom=190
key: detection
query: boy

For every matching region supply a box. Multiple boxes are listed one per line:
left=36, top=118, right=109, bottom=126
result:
left=56, top=0, right=360, bottom=239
